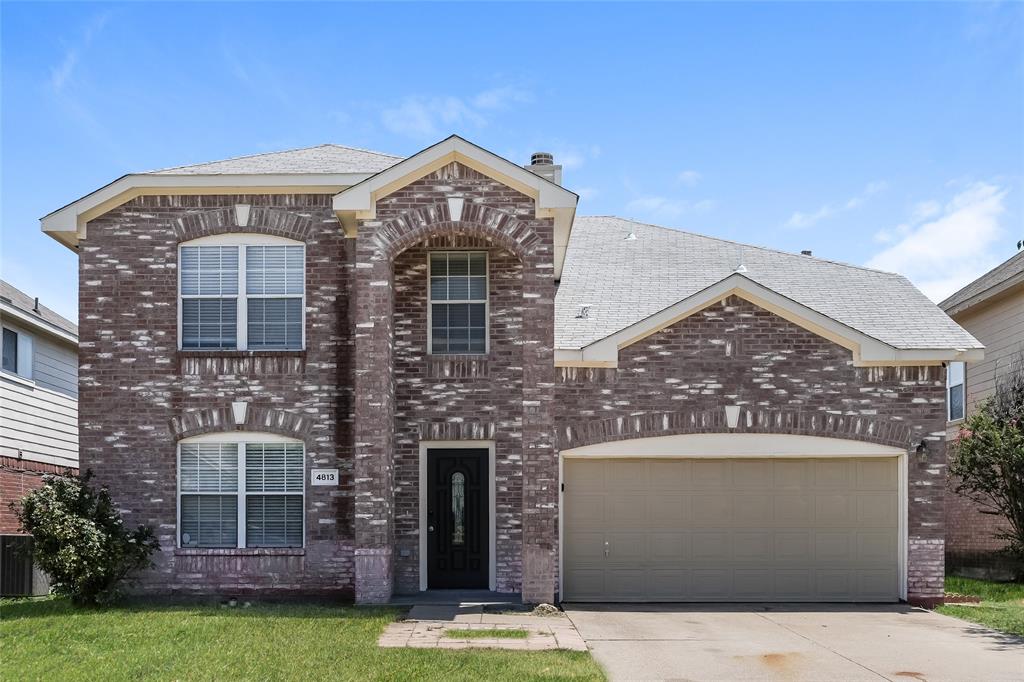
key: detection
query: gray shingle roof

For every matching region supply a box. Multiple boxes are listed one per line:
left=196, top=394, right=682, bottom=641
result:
left=146, top=144, right=403, bottom=175
left=940, top=250, right=1024, bottom=316
left=555, top=216, right=981, bottom=351
left=1, top=280, right=78, bottom=337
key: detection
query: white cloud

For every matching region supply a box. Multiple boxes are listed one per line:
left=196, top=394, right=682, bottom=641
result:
left=50, top=11, right=110, bottom=93
left=677, top=170, right=702, bottom=187
left=576, top=187, right=599, bottom=201
left=865, top=182, right=1009, bottom=302
left=626, top=196, right=717, bottom=221
left=785, top=180, right=888, bottom=229
left=381, top=86, right=533, bottom=140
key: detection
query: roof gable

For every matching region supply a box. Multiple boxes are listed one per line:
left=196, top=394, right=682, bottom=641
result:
left=941, top=250, right=1024, bottom=317
left=332, top=135, right=578, bottom=277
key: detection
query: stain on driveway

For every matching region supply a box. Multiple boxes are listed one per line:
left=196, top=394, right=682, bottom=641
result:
left=564, top=603, right=1024, bottom=681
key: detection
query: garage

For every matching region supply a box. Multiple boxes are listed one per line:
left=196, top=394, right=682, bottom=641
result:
left=562, top=449, right=901, bottom=602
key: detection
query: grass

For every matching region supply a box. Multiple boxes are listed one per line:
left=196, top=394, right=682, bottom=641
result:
left=0, top=598, right=604, bottom=681
left=937, top=576, right=1024, bottom=637
left=446, top=628, right=529, bottom=639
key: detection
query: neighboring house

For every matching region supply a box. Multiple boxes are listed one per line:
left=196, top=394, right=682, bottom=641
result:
left=40, top=135, right=982, bottom=607
left=941, top=250, right=1024, bottom=577
left=0, top=280, right=79, bottom=596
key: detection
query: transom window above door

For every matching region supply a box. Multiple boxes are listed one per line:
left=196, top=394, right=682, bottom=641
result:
left=429, top=252, right=487, bottom=354
left=178, top=235, right=305, bottom=350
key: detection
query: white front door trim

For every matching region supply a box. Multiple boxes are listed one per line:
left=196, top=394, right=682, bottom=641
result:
left=418, top=440, right=497, bottom=592
left=557, top=433, right=909, bottom=602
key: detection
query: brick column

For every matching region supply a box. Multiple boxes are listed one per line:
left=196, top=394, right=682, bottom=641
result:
left=520, top=258, right=558, bottom=604
left=353, top=237, right=396, bottom=604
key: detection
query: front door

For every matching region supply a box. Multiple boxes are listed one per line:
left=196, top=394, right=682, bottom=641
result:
left=426, top=449, right=488, bottom=589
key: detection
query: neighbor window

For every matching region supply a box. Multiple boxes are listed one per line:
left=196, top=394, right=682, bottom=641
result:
left=179, top=236, right=305, bottom=350
left=947, top=361, right=965, bottom=422
left=178, top=436, right=304, bottom=549
left=1, top=326, right=31, bottom=378
left=2, top=328, right=18, bottom=373
left=429, top=252, right=487, bottom=354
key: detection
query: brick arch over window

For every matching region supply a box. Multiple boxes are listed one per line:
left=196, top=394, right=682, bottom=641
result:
left=557, top=406, right=916, bottom=453
left=173, top=206, right=315, bottom=243
left=372, top=202, right=543, bottom=263
left=170, top=406, right=314, bottom=442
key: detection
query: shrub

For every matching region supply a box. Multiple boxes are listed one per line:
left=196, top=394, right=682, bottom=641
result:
left=949, top=353, right=1024, bottom=562
left=13, top=470, right=159, bottom=605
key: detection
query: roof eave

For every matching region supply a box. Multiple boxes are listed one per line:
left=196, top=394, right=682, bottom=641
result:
left=41, top=172, right=377, bottom=250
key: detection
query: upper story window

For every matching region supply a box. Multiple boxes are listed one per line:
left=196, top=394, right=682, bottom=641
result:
left=177, top=433, right=305, bottom=549
left=178, top=235, right=305, bottom=351
left=1, top=326, right=31, bottom=378
left=947, top=361, right=965, bottom=422
left=429, top=252, right=487, bottom=354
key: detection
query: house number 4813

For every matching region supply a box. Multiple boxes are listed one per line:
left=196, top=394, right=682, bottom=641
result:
left=311, top=469, right=339, bottom=486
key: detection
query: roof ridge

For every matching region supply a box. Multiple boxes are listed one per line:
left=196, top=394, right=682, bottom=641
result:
left=579, top=215, right=903, bottom=278
left=146, top=143, right=403, bottom=174
left=940, top=249, right=1024, bottom=308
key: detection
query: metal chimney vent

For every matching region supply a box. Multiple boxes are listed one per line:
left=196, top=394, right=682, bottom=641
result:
left=530, top=152, right=554, bottom=166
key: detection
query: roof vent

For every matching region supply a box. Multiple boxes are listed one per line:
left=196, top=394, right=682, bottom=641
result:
left=575, top=305, right=591, bottom=319
left=734, top=264, right=748, bottom=274
left=624, top=232, right=637, bottom=241
left=801, top=250, right=812, bottom=256
left=32, top=297, right=40, bottom=313
left=530, top=152, right=554, bottom=166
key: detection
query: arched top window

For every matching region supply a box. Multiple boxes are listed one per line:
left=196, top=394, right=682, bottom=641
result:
left=178, top=234, right=305, bottom=351
left=177, top=432, right=305, bottom=549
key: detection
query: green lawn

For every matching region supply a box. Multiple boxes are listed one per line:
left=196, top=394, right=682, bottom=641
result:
left=937, top=576, right=1024, bottom=637
left=446, top=628, right=529, bottom=639
left=0, top=598, right=603, bottom=681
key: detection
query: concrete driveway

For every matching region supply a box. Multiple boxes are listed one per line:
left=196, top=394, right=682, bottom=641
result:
left=564, top=603, right=1024, bottom=681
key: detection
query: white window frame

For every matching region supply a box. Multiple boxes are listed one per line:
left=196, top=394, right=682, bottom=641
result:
left=176, top=432, right=305, bottom=549
left=177, top=234, right=306, bottom=351
left=1, top=324, right=33, bottom=379
left=947, top=361, right=966, bottom=422
left=426, top=250, right=489, bottom=355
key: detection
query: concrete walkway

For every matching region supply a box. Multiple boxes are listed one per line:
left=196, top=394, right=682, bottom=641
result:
left=565, top=603, right=1024, bottom=681
left=378, top=602, right=587, bottom=651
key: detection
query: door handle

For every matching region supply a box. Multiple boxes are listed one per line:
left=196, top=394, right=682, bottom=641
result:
left=428, top=525, right=436, bottom=532
left=604, top=540, right=610, bottom=557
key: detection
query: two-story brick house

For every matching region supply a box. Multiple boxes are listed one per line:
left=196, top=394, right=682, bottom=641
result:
left=41, top=135, right=982, bottom=606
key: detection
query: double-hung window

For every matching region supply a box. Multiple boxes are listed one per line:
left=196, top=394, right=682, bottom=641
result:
left=429, top=252, right=487, bottom=354
left=947, top=361, right=965, bottom=422
left=1, top=326, right=32, bottom=378
left=178, top=435, right=305, bottom=548
left=179, top=236, right=305, bottom=350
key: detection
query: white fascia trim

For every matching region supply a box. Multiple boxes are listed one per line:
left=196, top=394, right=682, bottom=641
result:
left=555, top=273, right=986, bottom=368
left=0, top=303, right=77, bottom=345
left=41, top=172, right=374, bottom=250
left=332, top=135, right=578, bottom=278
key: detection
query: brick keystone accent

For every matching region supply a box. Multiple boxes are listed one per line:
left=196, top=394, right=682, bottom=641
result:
left=174, top=206, right=315, bottom=242
left=170, top=405, right=314, bottom=441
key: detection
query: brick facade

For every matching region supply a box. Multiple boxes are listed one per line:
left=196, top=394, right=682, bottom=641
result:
left=555, top=296, right=949, bottom=605
left=74, top=169, right=946, bottom=604
left=79, top=193, right=355, bottom=597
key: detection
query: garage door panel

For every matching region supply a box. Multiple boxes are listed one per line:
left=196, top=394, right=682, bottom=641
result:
left=564, top=457, right=899, bottom=602
left=691, top=494, right=732, bottom=523
left=692, top=531, right=731, bottom=561
left=735, top=494, right=772, bottom=522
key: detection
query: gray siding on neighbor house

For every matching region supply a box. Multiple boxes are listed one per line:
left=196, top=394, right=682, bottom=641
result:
left=0, top=321, right=78, bottom=469
left=959, top=292, right=1024, bottom=413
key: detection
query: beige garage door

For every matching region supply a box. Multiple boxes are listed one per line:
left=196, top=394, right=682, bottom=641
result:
left=564, top=458, right=899, bottom=602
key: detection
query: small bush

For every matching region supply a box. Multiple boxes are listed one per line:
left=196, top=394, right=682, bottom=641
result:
left=12, top=470, right=159, bottom=605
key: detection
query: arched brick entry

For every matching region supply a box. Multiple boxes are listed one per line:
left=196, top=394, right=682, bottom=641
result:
left=350, top=165, right=557, bottom=604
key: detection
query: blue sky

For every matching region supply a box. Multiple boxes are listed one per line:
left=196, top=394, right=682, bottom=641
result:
left=2, top=1, right=1022, bottom=321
